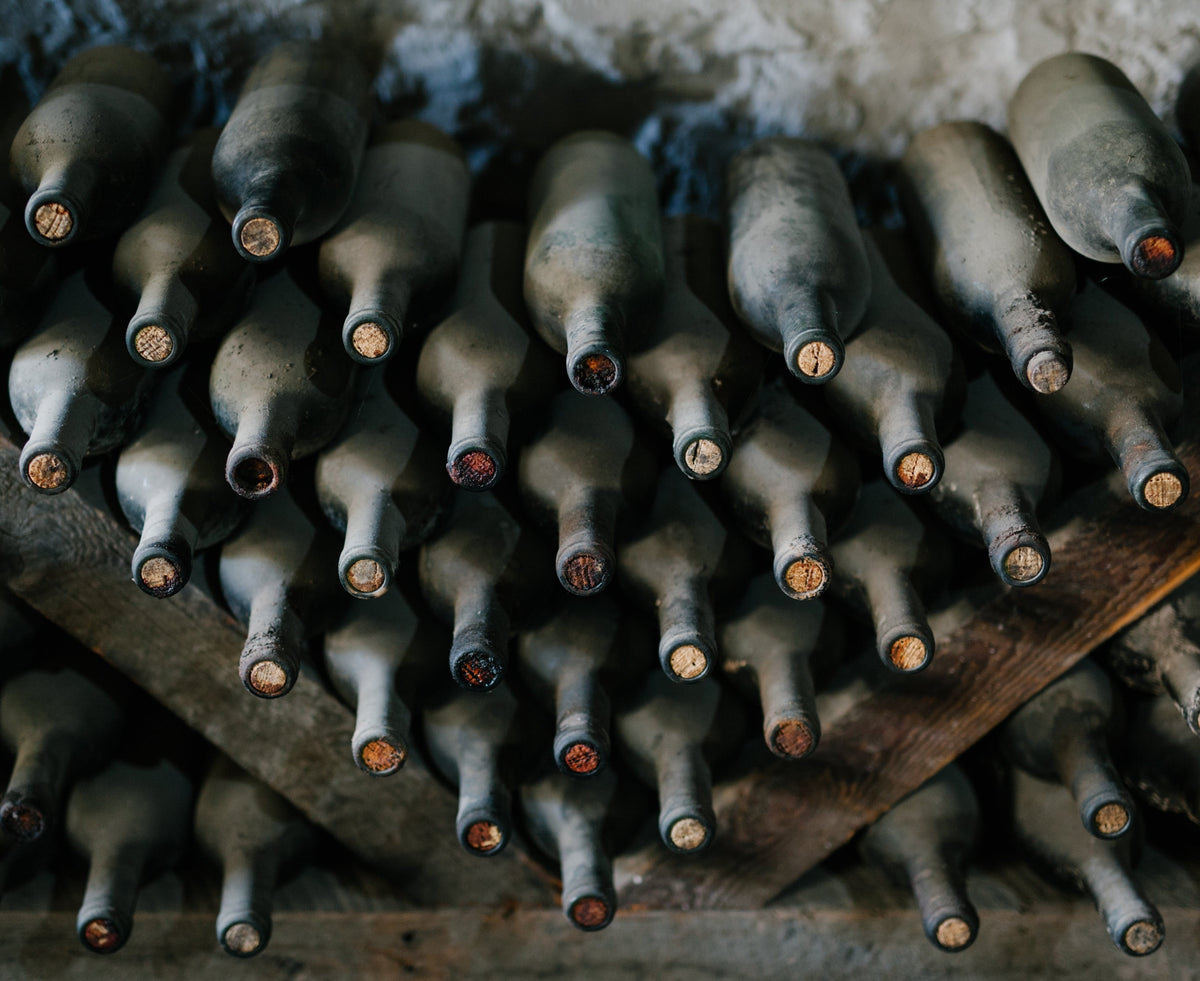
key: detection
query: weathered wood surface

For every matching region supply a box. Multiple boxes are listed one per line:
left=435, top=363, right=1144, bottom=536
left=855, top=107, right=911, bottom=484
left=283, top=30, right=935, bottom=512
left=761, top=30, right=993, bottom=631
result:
left=0, top=435, right=555, bottom=908
left=618, top=431, right=1200, bottom=908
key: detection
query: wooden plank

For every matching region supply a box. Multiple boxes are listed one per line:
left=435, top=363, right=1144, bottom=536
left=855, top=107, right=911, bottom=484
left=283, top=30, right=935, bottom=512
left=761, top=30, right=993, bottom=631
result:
left=618, top=428, right=1200, bottom=909
left=0, top=435, right=555, bottom=908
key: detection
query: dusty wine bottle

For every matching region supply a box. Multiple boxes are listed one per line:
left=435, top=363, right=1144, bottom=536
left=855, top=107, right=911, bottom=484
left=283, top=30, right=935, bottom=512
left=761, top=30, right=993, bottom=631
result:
left=194, top=754, right=314, bottom=957
left=721, top=380, right=860, bottom=601
left=418, top=492, right=543, bottom=690
left=66, top=756, right=193, bottom=954
left=416, top=221, right=557, bottom=490
left=1033, top=280, right=1187, bottom=513
left=323, top=590, right=437, bottom=776
left=11, top=45, right=170, bottom=247
left=1011, top=766, right=1163, bottom=956
left=219, top=489, right=340, bottom=698
left=926, top=373, right=1055, bottom=588
left=113, top=127, right=256, bottom=368
left=518, top=390, right=654, bottom=596
left=898, top=121, right=1077, bottom=393
left=212, top=40, right=370, bottom=262
left=1001, top=660, right=1135, bottom=839
left=519, top=767, right=619, bottom=930
left=116, top=364, right=248, bottom=598
left=424, top=684, right=524, bottom=856
left=1127, top=187, right=1200, bottom=329
left=314, top=375, right=448, bottom=599
left=614, top=672, right=742, bottom=854
left=9, top=268, right=152, bottom=494
left=824, top=233, right=963, bottom=493
left=830, top=481, right=951, bottom=672
left=210, top=267, right=357, bottom=500
left=0, top=663, right=128, bottom=840
left=319, top=120, right=469, bottom=364
left=626, top=215, right=762, bottom=481
left=725, top=137, right=870, bottom=382
left=859, top=764, right=980, bottom=952
left=1008, top=52, right=1189, bottom=279
left=524, top=131, right=664, bottom=395
left=719, top=574, right=842, bottom=759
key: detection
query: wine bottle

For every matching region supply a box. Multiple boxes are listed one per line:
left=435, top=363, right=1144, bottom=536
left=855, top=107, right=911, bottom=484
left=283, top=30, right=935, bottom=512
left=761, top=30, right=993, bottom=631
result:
left=1033, top=280, right=1187, bottom=513
left=314, top=375, right=448, bottom=598
left=926, top=373, right=1055, bottom=587
left=323, top=590, right=437, bottom=776
left=1007, top=53, right=1189, bottom=279
left=66, top=755, right=193, bottom=954
left=1104, top=578, right=1200, bottom=735
left=859, top=763, right=980, bottom=952
left=1001, top=660, right=1135, bottom=839
left=898, top=120, right=1077, bottom=393
left=823, top=234, right=963, bottom=493
left=218, top=489, right=341, bottom=698
left=519, top=767, right=619, bottom=930
left=1011, top=766, right=1163, bottom=956
left=626, top=214, right=762, bottom=481
left=614, top=672, right=742, bottom=854
left=415, top=221, right=557, bottom=489
left=524, top=131, right=664, bottom=395
left=209, top=266, right=357, bottom=500
left=319, top=120, right=469, bottom=364
left=9, top=268, right=152, bottom=494
left=212, top=40, right=371, bottom=262
left=113, top=127, right=256, bottom=368
left=11, top=45, right=170, bottom=246
left=424, top=684, right=524, bottom=856
left=724, top=137, right=870, bottom=382
left=194, top=754, right=314, bottom=957
left=116, top=364, right=248, bottom=598
left=418, top=492, right=543, bottom=690
left=720, top=381, right=860, bottom=601
left=0, top=663, right=128, bottom=840
left=518, top=390, right=655, bottom=596
left=719, top=574, right=842, bottom=759
left=830, top=480, right=951, bottom=672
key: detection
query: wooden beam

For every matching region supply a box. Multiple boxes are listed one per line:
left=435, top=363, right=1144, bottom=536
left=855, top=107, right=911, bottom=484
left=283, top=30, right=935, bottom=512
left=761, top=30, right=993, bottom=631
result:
left=0, top=436, right=555, bottom=908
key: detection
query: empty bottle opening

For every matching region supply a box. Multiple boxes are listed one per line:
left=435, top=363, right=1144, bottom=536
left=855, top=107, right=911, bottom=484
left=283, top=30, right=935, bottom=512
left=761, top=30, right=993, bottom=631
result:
left=345, top=558, right=386, bottom=594
left=133, top=324, right=174, bottom=363
left=0, top=801, right=45, bottom=840
left=563, top=742, right=601, bottom=774
left=1144, top=472, right=1184, bottom=510
left=139, top=556, right=183, bottom=597
left=770, top=719, right=815, bottom=759
left=351, top=322, right=390, bottom=360
left=465, top=820, right=503, bottom=853
left=248, top=660, right=289, bottom=697
left=1130, top=235, right=1180, bottom=280
left=669, top=644, right=708, bottom=680
left=1003, top=546, right=1045, bottom=583
left=561, top=551, right=608, bottom=593
left=1025, top=351, right=1070, bottom=394
left=1093, top=802, right=1130, bottom=837
left=25, top=452, right=70, bottom=490
left=669, top=817, right=708, bottom=851
left=82, top=917, right=123, bottom=952
left=33, top=201, right=72, bottom=241
left=935, top=916, right=974, bottom=950
left=571, top=352, right=618, bottom=394
left=795, top=340, right=837, bottom=378
left=222, top=922, right=264, bottom=956
left=569, top=896, right=611, bottom=930
left=896, top=452, right=935, bottom=489
left=448, top=450, right=498, bottom=489
left=239, top=216, right=282, bottom=258
left=684, top=438, right=724, bottom=476
left=889, top=635, right=929, bottom=672
left=784, top=557, right=827, bottom=597
left=456, top=651, right=501, bottom=689
left=231, top=456, right=280, bottom=497
left=360, top=738, right=405, bottom=774
left=1122, top=920, right=1164, bottom=956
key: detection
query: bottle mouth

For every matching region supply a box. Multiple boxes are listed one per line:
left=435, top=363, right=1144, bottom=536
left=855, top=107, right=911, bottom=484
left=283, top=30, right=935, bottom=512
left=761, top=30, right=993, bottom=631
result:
left=775, top=551, right=831, bottom=600
left=674, top=429, right=731, bottom=481
left=567, top=895, right=614, bottom=931
left=355, top=734, right=407, bottom=775
left=446, top=437, right=506, bottom=490
left=24, top=192, right=81, bottom=246
left=1124, top=228, right=1183, bottom=280
left=339, top=549, right=391, bottom=598
left=459, top=816, right=507, bottom=855
left=933, top=915, right=976, bottom=951
left=659, top=628, right=713, bottom=682
left=126, top=319, right=180, bottom=368
left=226, top=445, right=287, bottom=499
left=767, top=718, right=817, bottom=759
left=451, top=648, right=504, bottom=690
left=664, top=814, right=712, bottom=853
left=1088, top=800, right=1132, bottom=838
left=78, top=913, right=127, bottom=953
left=785, top=329, right=844, bottom=383
left=221, top=920, right=268, bottom=957
left=1120, top=918, right=1164, bottom=956
left=135, top=554, right=187, bottom=598
left=554, top=727, right=608, bottom=776
left=342, top=313, right=400, bottom=365
left=568, top=348, right=623, bottom=395
left=1023, top=349, right=1071, bottom=394
left=232, top=210, right=288, bottom=262
left=240, top=656, right=295, bottom=698
left=0, top=796, right=46, bottom=840
left=556, top=543, right=614, bottom=596
left=888, top=442, right=943, bottom=494
left=990, top=531, right=1051, bottom=588
left=1137, top=468, right=1187, bottom=512
left=885, top=634, right=931, bottom=672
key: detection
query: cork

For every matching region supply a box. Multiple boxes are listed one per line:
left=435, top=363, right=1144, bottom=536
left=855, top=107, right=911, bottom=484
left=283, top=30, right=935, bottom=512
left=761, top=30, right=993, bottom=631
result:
left=249, top=661, right=288, bottom=696
left=1144, top=472, right=1183, bottom=510
left=1131, top=235, right=1179, bottom=279
left=563, top=742, right=601, bottom=775
left=1003, top=546, right=1044, bottom=583
left=1, top=803, right=44, bottom=840
left=360, top=738, right=405, bottom=774
left=784, top=558, right=827, bottom=597
left=457, top=652, right=501, bottom=689
left=82, top=918, right=122, bottom=952
left=572, top=353, right=618, bottom=394
left=935, top=916, right=974, bottom=950
left=896, top=452, right=935, bottom=489
left=26, top=452, right=70, bottom=490
left=222, top=923, right=263, bottom=955
left=668, top=817, right=708, bottom=851
left=796, top=340, right=836, bottom=378
left=346, top=559, right=385, bottom=594
left=33, top=202, right=72, bottom=241
left=684, top=438, right=724, bottom=476
left=1122, top=920, right=1164, bottom=955
left=239, top=217, right=281, bottom=258
left=570, top=897, right=611, bottom=929
left=669, top=644, right=708, bottom=680
left=231, top=457, right=279, bottom=497
left=562, top=552, right=607, bottom=593
left=465, top=820, right=503, bottom=853
left=133, top=325, right=174, bottom=363
left=448, top=451, right=498, bottom=489
left=139, top=557, right=182, bottom=596
left=889, top=636, right=928, bottom=672
left=351, top=322, right=390, bottom=360
left=770, top=719, right=815, bottom=759
left=1093, top=802, right=1130, bottom=837
left=1025, top=351, right=1070, bottom=394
